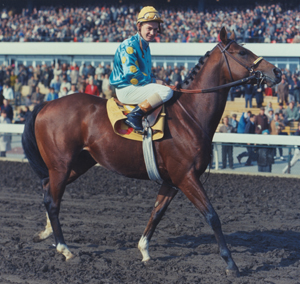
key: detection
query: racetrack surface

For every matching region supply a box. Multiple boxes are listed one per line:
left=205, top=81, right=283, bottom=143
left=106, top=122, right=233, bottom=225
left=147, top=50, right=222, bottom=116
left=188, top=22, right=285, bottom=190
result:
left=0, top=161, right=299, bottom=284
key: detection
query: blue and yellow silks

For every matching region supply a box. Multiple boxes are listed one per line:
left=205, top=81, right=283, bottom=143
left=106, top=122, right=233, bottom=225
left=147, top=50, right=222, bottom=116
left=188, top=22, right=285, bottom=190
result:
left=109, top=33, right=156, bottom=89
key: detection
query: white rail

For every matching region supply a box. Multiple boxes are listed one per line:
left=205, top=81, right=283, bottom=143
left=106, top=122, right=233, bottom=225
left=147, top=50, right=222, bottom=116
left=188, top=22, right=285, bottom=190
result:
left=1, top=124, right=300, bottom=144
left=0, top=42, right=299, bottom=57
left=1, top=125, right=299, bottom=172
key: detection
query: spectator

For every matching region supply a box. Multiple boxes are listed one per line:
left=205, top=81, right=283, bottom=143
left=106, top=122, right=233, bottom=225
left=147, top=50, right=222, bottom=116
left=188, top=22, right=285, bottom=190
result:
left=27, top=74, right=39, bottom=95
left=68, top=84, right=78, bottom=95
left=277, top=76, right=289, bottom=105
left=2, top=84, right=14, bottom=100
left=25, top=95, right=32, bottom=106
left=95, top=63, right=105, bottom=80
left=15, top=106, right=31, bottom=124
left=254, top=107, right=269, bottom=134
left=50, top=75, right=61, bottom=94
left=265, top=101, right=273, bottom=114
left=270, top=112, right=286, bottom=161
left=171, top=68, right=182, bottom=87
left=0, top=109, right=12, bottom=157
left=17, top=65, right=28, bottom=85
left=59, top=77, right=71, bottom=97
left=229, top=85, right=244, bottom=100
left=45, top=87, right=58, bottom=101
left=10, top=71, right=17, bottom=87
left=284, top=101, right=300, bottom=124
left=244, top=83, right=255, bottom=108
left=70, top=64, right=79, bottom=85
left=85, top=76, right=100, bottom=96
left=237, top=111, right=251, bottom=134
left=257, top=129, right=274, bottom=173
left=267, top=109, right=274, bottom=124
left=14, top=77, right=22, bottom=106
left=77, top=74, right=87, bottom=93
left=219, top=116, right=234, bottom=169
left=31, top=86, right=44, bottom=105
left=230, top=114, right=238, bottom=133
left=237, top=114, right=256, bottom=166
left=0, top=99, right=13, bottom=122
left=41, top=67, right=51, bottom=87
left=290, top=75, right=300, bottom=105
left=102, top=74, right=111, bottom=98
left=254, top=84, right=264, bottom=108
left=60, top=86, right=68, bottom=98
left=275, top=102, right=286, bottom=117
left=79, top=63, right=87, bottom=77
left=53, top=63, right=62, bottom=78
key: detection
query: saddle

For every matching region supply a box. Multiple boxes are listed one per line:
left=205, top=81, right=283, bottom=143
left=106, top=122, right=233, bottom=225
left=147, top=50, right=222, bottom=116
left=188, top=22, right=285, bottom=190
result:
left=106, top=98, right=166, bottom=141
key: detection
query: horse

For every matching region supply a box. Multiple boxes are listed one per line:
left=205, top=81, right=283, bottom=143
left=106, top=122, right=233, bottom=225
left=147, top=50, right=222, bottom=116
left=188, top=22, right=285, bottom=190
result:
left=22, top=27, right=281, bottom=277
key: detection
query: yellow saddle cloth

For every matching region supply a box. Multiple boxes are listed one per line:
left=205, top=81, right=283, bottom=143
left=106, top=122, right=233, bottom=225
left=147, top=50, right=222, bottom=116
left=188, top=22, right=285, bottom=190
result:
left=106, top=98, right=166, bottom=141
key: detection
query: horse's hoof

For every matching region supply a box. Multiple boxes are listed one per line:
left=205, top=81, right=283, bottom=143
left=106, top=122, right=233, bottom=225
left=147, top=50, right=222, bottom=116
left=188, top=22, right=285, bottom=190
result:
left=142, top=258, right=154, bottom=266
left=63, top=251, right=75, bottom=261
left=32, top=233, right=43, bottom=243
left=141, top=256, right=151, bottom=262
left=65, top=253, right=77, bottom=262
left=225, top=268, right=240, bottom=277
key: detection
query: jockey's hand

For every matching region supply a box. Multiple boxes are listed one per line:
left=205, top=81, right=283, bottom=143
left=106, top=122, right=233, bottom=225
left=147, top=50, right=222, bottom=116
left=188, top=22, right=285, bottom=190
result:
left=156, top=79, right=166, bottom=85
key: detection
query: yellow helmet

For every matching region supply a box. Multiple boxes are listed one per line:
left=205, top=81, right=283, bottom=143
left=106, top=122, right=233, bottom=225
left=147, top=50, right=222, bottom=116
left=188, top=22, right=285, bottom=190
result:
left=137, top=6, right=163, bottom=24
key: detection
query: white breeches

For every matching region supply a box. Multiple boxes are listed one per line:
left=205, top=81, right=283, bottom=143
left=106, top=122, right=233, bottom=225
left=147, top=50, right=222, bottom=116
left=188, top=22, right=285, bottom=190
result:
left=116, top=83, right=173, bottom=106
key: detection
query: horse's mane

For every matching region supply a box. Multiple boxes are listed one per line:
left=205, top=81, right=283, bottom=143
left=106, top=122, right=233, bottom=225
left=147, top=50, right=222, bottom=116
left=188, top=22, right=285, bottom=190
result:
left=177, top=51, right=211, bottom=90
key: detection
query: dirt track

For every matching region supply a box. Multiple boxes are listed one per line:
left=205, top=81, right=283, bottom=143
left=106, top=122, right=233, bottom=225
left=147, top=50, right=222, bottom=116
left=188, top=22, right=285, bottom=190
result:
left=0, top=161, right=300, bottom=284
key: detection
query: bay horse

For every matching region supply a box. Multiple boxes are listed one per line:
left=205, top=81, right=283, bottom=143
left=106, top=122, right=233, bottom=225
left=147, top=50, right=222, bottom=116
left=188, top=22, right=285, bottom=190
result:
left=22, top=27, right=281, bottom=277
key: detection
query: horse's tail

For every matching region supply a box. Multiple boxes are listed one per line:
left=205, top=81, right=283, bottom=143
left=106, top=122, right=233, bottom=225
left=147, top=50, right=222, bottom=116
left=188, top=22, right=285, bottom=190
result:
left=22, top=103, right=49, bottom=180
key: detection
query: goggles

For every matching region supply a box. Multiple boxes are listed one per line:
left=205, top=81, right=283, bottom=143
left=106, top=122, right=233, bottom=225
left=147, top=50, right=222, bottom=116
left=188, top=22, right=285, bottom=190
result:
left=137, top=11, right=163, bottom=23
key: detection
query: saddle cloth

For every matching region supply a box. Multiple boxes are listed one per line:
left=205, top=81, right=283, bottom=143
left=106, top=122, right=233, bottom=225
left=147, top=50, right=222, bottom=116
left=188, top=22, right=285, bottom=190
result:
left=106, top=98, right=166, bottom=141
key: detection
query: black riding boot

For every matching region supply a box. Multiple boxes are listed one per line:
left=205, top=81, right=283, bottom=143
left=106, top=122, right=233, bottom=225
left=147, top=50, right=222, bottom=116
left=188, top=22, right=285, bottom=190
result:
left=124, top=106, right=145, bottom=131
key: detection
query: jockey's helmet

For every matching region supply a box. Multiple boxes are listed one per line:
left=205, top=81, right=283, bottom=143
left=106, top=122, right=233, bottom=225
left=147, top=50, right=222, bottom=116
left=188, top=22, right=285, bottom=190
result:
left=137, top=6, right=163, bottom=24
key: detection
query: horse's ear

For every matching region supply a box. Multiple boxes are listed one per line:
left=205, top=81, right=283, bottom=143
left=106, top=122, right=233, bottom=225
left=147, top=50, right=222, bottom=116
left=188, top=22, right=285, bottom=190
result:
left=230, top=30, right=236, bottom=40
left=220, top=27, right=228, bottom=44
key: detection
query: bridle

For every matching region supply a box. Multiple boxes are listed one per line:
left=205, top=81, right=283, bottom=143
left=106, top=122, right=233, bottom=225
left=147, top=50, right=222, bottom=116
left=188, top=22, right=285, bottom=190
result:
left=217, top=40, right=264, bottom=83
left=168, top=40, right=265, bottom=94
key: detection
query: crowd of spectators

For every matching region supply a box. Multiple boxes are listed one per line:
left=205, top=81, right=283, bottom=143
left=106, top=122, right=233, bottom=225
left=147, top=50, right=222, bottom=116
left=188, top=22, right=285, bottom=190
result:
left=1, top=3, right=300, bottom=43
left=0, top=60, right=192, bottom=122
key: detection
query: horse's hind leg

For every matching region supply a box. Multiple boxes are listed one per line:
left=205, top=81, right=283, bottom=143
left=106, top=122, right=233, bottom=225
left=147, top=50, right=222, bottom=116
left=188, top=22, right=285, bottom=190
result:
left=33, top=178, right=53, bottom=242
left=180, top=175, right=239, bottom=277
left=42, top=170, right=74, bottom=260
left=138, top=182, right=178, bottom=261
left=33, top=151, right=96, bottom=246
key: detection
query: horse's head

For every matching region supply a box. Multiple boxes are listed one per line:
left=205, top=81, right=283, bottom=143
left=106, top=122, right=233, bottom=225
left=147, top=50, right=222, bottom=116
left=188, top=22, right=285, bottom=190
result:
left=218, top=27, right=281, bottom=87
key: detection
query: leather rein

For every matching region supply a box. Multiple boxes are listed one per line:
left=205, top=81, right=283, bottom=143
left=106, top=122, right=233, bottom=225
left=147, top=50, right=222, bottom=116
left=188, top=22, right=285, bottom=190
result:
left=168, top=40, right=264, bottom=94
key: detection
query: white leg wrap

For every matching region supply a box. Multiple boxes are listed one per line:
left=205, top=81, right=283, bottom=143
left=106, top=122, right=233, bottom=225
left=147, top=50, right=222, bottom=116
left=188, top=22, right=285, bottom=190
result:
left=57, top=243, right=74, bottom=261
left=138, top=235, right=151, bottom=262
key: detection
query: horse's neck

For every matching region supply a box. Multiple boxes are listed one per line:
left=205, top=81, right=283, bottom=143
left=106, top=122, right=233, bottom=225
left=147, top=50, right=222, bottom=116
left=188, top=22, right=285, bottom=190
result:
left=178, top=64, right=229, bottom=139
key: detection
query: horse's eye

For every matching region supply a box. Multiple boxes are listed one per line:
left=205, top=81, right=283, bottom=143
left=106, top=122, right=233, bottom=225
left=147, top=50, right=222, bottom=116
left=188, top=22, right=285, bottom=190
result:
left=239, top=50, right=247, bottom=56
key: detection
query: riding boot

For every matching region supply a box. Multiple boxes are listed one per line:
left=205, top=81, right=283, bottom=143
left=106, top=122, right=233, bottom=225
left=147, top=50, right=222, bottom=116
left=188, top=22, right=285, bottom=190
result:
left=125, top=100, right=153, bottom=131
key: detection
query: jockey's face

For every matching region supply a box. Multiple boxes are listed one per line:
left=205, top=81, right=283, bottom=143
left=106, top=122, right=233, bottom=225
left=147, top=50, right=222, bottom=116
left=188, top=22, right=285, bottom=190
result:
left=140, top=21, right=159, bottom=42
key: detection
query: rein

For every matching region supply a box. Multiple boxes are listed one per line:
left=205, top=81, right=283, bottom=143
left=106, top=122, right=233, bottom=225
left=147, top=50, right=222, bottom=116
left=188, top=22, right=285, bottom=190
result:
left=168, top=40, right=264, bottom=94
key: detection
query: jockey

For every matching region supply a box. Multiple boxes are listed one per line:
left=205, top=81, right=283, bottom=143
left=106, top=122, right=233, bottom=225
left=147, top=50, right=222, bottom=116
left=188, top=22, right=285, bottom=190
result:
left=109, top=6, right=173, bottom=131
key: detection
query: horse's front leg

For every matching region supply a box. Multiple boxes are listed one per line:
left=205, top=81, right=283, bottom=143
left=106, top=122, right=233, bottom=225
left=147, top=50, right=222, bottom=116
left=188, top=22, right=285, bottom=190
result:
left=179, top=174, right=239, bottom=277
left=138, top=182, right=178, bottom=261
